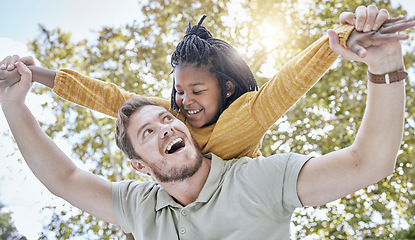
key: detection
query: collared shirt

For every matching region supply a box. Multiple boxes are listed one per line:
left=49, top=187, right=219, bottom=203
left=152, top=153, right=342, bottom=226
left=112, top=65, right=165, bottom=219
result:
left=112, top=153, right=310, bottom=239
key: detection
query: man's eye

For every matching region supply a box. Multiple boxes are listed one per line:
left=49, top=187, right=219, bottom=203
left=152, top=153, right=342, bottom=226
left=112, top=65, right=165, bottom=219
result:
left=163, top=115, right=172, bottom=122
left=143, top=129, right=153, bottom=137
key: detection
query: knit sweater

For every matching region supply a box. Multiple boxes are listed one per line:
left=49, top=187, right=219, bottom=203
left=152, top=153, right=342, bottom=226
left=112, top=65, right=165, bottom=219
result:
left=53, top=24, right=354, bottom=159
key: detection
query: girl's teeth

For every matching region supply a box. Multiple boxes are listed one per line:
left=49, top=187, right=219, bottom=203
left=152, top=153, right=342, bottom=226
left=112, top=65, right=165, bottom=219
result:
left=187, top=109, right=201, bottom=115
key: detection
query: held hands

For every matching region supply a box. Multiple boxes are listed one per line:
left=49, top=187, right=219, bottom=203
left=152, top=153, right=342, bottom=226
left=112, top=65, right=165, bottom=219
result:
left=339, top=5, right=412, bottom=58
left=0, top=62, right=32, bottom=106
left=340, top=5, right=389, bottom=32
left=0, top=55, right=35, bottom=89
left=333, top=33, right=403, bottom=75
left=345, top=16, right=415, bottom=58
left=328, top=26, right=407, bottom=75
left=1, top=55, right=36, bottom=70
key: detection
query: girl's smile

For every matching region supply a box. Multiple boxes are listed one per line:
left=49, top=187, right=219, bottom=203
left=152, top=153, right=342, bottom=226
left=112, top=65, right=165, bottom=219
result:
left=174, top=66, right=222, bottom=128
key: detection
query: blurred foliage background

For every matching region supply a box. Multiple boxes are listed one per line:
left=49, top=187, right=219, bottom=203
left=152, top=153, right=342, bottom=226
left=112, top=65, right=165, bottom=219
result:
left=9, top=0, right=415, bottom=239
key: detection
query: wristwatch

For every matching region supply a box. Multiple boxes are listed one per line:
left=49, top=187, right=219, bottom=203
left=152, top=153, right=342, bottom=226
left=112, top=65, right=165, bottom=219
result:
left=367, top=69, right=408, bottom=84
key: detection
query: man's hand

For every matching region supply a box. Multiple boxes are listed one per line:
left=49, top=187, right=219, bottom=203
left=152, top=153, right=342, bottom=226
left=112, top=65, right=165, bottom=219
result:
left=1, top=55, right=35, bottom=70
left=330, top=16, right=415, bottom=61
left=340, top=5, right=390, bottom=32
left=347, top=16, right=415, bottom=58
left=0, top=55, right=35, bottom=89
left=0, top=62, right=32, bottom=105
left=330, top=30, right=403, bottom=75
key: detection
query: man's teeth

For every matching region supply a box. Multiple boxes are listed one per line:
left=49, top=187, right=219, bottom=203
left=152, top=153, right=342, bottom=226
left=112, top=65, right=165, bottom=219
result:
left=187, top=109, right=202, bottom=115
left=166, top=138, right=183, bottom=152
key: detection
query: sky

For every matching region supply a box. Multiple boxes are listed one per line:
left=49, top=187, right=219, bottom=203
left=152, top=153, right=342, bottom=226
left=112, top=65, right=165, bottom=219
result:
left=0, top=0, right=414, bottom=239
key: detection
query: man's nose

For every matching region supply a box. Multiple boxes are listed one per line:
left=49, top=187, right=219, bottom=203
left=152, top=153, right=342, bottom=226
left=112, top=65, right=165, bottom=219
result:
left=161, top=125, right=174, bottom=138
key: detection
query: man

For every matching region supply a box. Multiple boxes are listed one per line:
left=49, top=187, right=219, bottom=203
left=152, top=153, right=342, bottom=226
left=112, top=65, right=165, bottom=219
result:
left=0, top=21, right=411, bottom=239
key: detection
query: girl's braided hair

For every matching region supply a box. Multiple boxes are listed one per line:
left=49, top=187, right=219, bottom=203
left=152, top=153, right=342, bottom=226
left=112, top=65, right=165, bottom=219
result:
left=170, top=16, right=258, bottom=114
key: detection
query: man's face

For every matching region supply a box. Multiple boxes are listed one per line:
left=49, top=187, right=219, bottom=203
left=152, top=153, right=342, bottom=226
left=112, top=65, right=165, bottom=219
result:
left=127, top=105, right=203, bottom=182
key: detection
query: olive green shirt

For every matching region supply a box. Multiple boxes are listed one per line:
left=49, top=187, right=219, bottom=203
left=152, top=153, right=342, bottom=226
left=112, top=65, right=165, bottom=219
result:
left=112, top=153, right=310, bottom=239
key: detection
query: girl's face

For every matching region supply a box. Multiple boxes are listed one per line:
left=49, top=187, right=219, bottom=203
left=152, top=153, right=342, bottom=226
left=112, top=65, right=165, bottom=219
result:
left=174, top=66, right=222, bottom=128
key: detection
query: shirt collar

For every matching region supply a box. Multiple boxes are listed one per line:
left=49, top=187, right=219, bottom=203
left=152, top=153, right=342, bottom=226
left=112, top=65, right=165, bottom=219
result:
left=195, top=153, right=224, bottom=203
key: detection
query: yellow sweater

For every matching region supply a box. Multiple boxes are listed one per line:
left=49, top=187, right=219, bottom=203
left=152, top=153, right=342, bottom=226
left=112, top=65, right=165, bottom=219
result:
left=53, top=25, right=354, bottom=159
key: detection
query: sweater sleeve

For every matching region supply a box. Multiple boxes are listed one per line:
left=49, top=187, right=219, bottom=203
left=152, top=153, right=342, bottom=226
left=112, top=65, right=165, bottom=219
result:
left=205, top=25, right=354, bottom=159
left=250, top=24, right=354, bottom=129
left=52, top=69, right=171, bottom=118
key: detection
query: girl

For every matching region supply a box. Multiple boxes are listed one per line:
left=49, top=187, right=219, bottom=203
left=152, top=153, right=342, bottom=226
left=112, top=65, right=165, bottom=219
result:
left=1, top=7, right=394, bottom=159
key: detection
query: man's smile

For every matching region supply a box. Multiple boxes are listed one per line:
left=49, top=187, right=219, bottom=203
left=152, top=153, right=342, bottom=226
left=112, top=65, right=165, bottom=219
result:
left=165, top=137, right=185, bottom=154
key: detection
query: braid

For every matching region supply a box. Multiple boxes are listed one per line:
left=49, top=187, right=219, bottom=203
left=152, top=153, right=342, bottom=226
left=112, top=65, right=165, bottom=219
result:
left=171, top=16, right=258, bottom=114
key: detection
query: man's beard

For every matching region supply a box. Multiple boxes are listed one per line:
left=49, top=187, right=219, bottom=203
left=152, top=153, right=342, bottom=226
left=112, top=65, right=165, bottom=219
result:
left=148, top=138, right=204, bottom=183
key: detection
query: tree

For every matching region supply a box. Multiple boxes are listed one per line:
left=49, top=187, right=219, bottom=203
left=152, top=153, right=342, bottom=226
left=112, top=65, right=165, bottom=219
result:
left=21, top=0, right=415, bottom=238
left=0, top=202, right=27, bottom=240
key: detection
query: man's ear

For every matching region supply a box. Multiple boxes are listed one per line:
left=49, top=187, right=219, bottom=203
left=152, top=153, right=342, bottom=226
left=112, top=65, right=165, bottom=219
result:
left=131, top=159, right=150, bottom=174
left=225, top=81, right=235, bottom=98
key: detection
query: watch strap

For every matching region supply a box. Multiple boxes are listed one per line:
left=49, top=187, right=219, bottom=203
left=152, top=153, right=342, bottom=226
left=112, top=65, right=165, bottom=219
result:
left=367, top=70, right=408, bottom=84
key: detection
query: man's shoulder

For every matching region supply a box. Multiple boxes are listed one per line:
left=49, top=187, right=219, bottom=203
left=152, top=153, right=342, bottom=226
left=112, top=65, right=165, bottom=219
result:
left=228, top=152, right=309, bottom=166
left=114, top=180, right=162, bottom=196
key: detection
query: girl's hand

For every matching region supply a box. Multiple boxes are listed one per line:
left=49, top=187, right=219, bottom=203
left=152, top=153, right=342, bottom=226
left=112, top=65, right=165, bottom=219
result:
left=0, top=62, right=33, bottom=105
left=328, top=30, right=404, bottom=75
left=1, top=55, right=36, bottom=71
left=343, top=16, right=415, bottom=58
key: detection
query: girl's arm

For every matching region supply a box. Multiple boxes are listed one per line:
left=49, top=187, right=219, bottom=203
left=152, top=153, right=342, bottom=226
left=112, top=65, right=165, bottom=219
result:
left=52, top=69, right=136, bottom=118
left=250, top=24, right=354, bottom=129
left=1, top=56, right=171, bottom=118
left=0, top=62, right=170, bottom=118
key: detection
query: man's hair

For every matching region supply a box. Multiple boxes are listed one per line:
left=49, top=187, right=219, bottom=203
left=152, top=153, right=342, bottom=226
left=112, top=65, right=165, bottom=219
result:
left=115, top=96, right=158, bottom=160
left=170, top=16, right=258, bottom=114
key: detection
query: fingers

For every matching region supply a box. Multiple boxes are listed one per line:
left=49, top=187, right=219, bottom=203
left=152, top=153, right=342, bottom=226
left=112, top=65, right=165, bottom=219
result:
left=349, top=44, right=367, bottom=58
left=371, top=33, right=409, bottom=42
left=0, top=55, right=22, bottom=71
left=20, top=56, right=36, bottom=66
left=380, top=17, right=415, bottom=34
left=14, top=62, right=32, bottom=86
left=354, top=5, right=389, bottom=32
left=373, top=9, right=389, bottom=30
left=383, top=16, right=406, bottom=24
left=328, top=30, right=360, bottom=61
left=355, top=6, right=368, bottom=31
left=339, top=12, right=356, bottom=25
left=363, top=5, right=379, bottom=32
left=0, top=56, right=11, bottom=70
left=328, top=30, right=346, bottom=56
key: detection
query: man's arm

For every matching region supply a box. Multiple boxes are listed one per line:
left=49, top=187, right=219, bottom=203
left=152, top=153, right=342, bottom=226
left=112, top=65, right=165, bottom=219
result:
left=0, top=62, right=117, bottom=224
left=297, top=31, right=406, bottom=206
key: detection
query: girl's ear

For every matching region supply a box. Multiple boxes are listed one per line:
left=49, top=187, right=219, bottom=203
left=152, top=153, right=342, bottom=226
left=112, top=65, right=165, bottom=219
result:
left=131, top=159, right=150, bottom=174
left=225, top=81, right=235, bottom=98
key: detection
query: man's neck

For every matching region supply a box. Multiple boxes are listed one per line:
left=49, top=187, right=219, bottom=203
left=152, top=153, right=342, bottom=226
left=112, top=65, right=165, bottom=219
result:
left=160, top=156, right=211, bottom=206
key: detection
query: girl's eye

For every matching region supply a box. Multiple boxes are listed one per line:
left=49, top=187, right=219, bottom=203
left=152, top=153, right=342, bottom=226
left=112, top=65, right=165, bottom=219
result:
left=143, top=129, right=153, bottom=138
left=193, top=90, right=202, bottom=95
left=176, top=91, right=184, bottom=95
